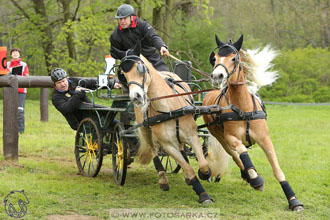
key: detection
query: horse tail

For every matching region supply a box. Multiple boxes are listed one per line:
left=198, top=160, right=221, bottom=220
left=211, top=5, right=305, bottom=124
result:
left=206, top=136, right=230, bottom=178
left=135, top=128, right=154, bottom=165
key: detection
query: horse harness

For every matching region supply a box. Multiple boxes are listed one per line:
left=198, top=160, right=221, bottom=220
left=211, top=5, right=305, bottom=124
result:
left=119, top=48, right=267, bottom=147
left=208, top=86, right=267, bottom=147
left=119, top=54, right=208, bottom=144
left=147, top=75, right=195, bottom=144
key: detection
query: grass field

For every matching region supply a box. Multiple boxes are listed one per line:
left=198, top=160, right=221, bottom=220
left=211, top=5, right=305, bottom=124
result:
left=0, top=100, right=329, bottom=220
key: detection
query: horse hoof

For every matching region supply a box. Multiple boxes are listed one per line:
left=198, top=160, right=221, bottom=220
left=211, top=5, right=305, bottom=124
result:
left=250, top=175, right=264, bottom=191
left=198, top=168, right=212, bottom=180
left=254, top=183, right=264, bottom=191
left=293, top=205, right=304, bottom=212
left=201, top=199, right=213, bottom=205
left=289, top=198, right=304, bottom=211
left=214, top=176, right=221, bottom=182
left=158, top=171, right=169, bottom=191
left=198, top=193, right=214, bottom=204
left=160, top=184, right=170, bottom=191
left=185, top=178, right=192, bottom=185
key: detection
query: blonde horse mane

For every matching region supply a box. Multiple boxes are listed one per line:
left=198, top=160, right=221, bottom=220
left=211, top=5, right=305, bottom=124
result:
left=240, top=45, right=279, bottom=94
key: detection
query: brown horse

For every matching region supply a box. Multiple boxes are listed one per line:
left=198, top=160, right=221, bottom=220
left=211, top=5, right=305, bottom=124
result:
left=203, top=35, right=304, bottom=211
left=112, top=40, right=222, bottom=204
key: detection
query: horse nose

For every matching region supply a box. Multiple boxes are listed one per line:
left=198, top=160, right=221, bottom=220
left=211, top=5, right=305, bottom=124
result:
left=211, top=73, right=224, bottom=82
left=218, top=74, right=224, bottom=82
left=134, top=92, right=141, bottom=101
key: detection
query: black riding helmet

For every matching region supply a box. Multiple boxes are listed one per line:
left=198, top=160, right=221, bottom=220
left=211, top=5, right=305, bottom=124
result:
left=51, top=68, right=67, bottom=82
left=115, top=4, right=135, bottom=18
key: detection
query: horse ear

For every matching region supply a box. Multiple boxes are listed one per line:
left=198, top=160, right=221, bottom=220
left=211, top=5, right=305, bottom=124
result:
left=133, top=40, right=141, bottom=56
left=233, top=34, right=243, bottom=51
left=215, top=34, right=225, bottom=47
left=111, top=46, right=126, bottom=59
left=209, top=51, right=215, bottom=66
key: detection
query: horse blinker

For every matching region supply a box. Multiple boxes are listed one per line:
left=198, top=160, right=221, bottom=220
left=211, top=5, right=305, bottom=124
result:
left=137, top=62, right=145, bottom=75
left=209, top=51, right=215, bottom=66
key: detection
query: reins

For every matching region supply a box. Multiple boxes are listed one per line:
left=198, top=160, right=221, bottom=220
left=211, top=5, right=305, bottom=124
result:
left=149, top=88, right=215, bottom=101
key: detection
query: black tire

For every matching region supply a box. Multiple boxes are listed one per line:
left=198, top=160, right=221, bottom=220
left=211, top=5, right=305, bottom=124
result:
left=75, top=118, right=103, bottom=177
left=112, top=122, right=128, bottom=185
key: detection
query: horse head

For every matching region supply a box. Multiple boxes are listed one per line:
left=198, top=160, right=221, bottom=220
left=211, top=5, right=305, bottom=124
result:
left=209, top=34, right=244, bottom=88
left=112, top=40, right=151, bottom=110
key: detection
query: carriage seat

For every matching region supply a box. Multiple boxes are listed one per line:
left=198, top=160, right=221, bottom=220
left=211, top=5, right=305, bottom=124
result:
left=173, top=61, right=193, bottom=82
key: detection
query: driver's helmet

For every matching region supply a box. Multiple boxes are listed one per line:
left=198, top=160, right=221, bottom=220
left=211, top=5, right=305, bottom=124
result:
left=115, top=4, right=135, bottom=19
left=51, top=68, right=67, bottom=82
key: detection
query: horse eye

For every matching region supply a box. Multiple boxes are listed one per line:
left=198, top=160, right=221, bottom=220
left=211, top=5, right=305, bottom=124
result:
left=231, top=57, right=236, bottom=62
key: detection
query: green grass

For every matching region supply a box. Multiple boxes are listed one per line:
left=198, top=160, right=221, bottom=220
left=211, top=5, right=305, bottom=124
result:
left=0, top=100, right=329, bottom=219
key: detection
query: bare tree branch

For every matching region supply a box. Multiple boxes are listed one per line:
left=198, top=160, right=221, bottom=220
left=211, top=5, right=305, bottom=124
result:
left=72, top=0, right=81, bottom=21
left=9, top=0, right=31, bottom=20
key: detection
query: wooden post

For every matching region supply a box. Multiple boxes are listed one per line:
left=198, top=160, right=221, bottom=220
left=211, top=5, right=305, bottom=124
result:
left=3, top=75, right=19, bottom=160
left=40, top=88, right=49, bottom=122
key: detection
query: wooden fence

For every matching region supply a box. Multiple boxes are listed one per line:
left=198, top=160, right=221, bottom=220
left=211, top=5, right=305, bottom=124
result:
left=0, top=74, right=95, bottom=160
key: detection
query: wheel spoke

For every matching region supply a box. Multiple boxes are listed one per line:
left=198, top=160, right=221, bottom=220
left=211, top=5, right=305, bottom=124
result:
left=82, top=152, right=88, bottom=170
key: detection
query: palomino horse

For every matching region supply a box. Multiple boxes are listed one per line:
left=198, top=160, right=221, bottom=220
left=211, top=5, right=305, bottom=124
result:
left=112, top=40, right=217, bottom=204
left=203, top=35, right=304, bottom=211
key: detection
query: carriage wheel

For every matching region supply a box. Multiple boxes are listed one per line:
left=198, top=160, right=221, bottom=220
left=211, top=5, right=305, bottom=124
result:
left=159, top=147, right=181, bottom=174
left=75, top=118, right=103, bottom=177
left=112, top=122, right=128, bottom=185
left=161, top=155, right=181, bottom=174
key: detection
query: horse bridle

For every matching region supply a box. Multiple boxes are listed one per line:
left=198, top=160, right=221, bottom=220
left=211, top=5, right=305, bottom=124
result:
left=210, top=44, right=244, bottom=85
left=119, top=54, right=151, bottom=90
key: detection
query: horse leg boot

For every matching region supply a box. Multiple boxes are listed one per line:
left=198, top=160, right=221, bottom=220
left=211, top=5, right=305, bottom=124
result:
left=186, top=176, right=213, bottom=204
left=239, top=152, right=264, bottom=191
left=280, top=181, right=304, bottom=211
left=153, top=156, right=169, bottom=191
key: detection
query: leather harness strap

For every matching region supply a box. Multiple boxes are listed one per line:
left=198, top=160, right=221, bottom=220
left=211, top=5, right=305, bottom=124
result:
left=149, top=88, right=215, bottom=102
left=208, top=86, right=267, bottom=147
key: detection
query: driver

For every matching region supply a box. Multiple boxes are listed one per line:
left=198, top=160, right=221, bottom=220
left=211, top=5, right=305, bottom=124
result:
left=51, top=68, right=120, bottom=130
left=110, top=4, right=170, bottom=72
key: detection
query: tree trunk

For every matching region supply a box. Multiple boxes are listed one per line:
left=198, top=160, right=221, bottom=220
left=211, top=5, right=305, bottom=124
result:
left=31, top=0, right=55, bottom=73
left=317, top=0, right=330, bottom=48
left=269, top=0, right=282, bottom=48
left=152, top=3, right=165, bottom=39
left=163, top=0, right=174, bottom=46
left=59, top=0, right=77, bottom=76
left=180, top=0, right=196, bottom=17
left=31, top=0, right=54, bottom=122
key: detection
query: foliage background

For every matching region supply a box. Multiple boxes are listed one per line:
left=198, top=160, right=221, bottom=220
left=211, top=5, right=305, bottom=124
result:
left=0, top=0, right=329, bottom=102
